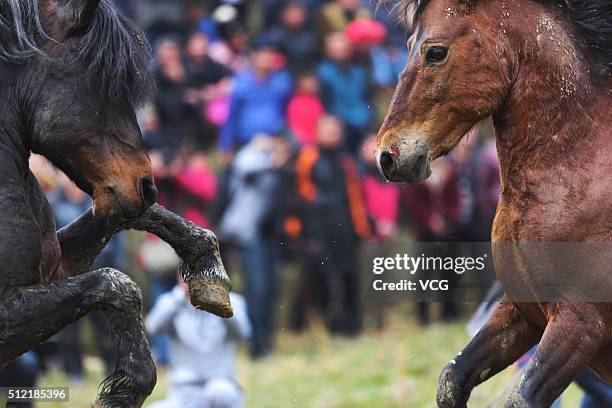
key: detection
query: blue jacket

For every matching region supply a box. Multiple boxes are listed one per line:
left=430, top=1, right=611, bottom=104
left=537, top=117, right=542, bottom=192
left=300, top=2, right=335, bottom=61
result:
left=219, top=69, right=292, bottom=151
left=316, top=61, right=371, bottom=129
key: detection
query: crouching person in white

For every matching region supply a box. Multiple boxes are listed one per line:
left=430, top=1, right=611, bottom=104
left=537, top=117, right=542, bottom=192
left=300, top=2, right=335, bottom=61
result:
left=146, top=274, right=251, bottom=408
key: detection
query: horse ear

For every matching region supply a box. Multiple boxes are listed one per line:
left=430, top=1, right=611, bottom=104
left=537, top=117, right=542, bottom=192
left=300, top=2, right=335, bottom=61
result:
left=53, top=0, right=102, bottom=37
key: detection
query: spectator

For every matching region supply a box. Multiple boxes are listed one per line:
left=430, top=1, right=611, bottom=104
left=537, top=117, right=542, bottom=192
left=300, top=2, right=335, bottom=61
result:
left=184, top=2, right=213, bottom=39
left=152, top=38, right=190, bottom=152
left=289, top=116, right=370, bottom=335
left=173, top=151, right=218, bottom=227
left=155, top=37, right=186, bottom=112
left=317, top=32, right=371, bottom=152
left=345, top=19, right=397, bottom=89
left=209, top=24, right=250, bottom=73
left=138, top=235, right=181, bottom=366
left=184, top=32, right=232, bottom=90
left=449, top=132, right=479, bottom=242
left=262, top=1, right=318, bottom=75
left=401, top=158, right=461, bottom=243
left=401, top=158, right=462, bottom=325
left=141, top=105, right=165, bottom=153
left=219, top=44, right=292, bottom=153
left=317, top=0, right=371, bottom=41
left=450, top=124, right=499, bottom=301
left=218, top=135, right=290, bottom=358
left=146, top=273, right=251, bottom=408
left=287, top=72, right=325, bottom=145
left=181, top=31, right=235, bottom=131
left=147, top=149, right=218, bottom=232
left=359, top=134, right=399, bottom=240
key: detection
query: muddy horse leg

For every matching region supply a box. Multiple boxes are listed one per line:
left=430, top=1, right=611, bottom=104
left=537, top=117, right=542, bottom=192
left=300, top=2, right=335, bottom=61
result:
left=0, top=269, right=155, bottom=408
left=57, top=209, right=120, bottom=276
left=59, top=204, right=233, bottom=317
left=437, top=300, right=541, bottom=408
left=505, top=304, right=606, bottom=408
left=127, top=203, right=232, bottom=317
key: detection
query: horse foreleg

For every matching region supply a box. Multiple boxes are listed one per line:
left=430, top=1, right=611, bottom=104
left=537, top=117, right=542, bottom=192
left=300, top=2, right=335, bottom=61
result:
left=57, top=209, right=120, bottom=276
left=437, top=301, right=541, bottom=408
left=0, top=269, right=155, bottom=408
left=505, top=304, right=605, bottom=408
left=58, top=204, right=232, bottom=317
left=127, top=203, right=233, bottom=317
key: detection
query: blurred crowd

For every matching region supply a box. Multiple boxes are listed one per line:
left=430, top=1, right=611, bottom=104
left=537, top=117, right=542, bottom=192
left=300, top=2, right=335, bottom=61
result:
left=9, top=1, right=502, bottom=406
left=133, top=0, right=501, bottom=353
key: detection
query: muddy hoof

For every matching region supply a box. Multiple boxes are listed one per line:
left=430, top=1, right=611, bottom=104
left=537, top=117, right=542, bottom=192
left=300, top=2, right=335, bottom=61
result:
left=188, top=279, right=233, bottom=318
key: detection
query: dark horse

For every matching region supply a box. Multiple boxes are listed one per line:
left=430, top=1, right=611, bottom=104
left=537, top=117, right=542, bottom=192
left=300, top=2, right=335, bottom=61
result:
left=0, top=0, right=232, bottom=406
left=377, top=0, right=612, bottom=406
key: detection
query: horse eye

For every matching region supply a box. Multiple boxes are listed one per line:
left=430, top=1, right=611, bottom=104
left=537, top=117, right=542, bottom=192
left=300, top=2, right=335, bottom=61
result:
left=426, top=46, right=448, bottom=63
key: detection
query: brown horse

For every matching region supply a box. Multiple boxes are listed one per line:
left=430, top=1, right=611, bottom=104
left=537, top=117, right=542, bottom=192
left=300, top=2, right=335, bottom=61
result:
left=377, top=0, right=612, bottom=406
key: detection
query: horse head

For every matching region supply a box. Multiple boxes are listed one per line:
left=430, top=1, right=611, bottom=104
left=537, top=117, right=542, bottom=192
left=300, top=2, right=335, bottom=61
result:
left=376, top=0, right=510, bottom=183
left=26, top=0, right=157, bottom=219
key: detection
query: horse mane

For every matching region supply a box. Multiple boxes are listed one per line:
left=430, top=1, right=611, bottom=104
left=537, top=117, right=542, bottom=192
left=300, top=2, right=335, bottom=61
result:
left=381, top=0, right=612, bottom=75
left=0, top=0, right=45, bottom=61
left=0, top=0, right=154, bottom=106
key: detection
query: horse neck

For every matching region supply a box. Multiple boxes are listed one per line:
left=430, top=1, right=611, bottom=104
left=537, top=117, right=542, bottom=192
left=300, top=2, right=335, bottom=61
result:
left=0, top=70, right=32, bottom=165
left=492, top=3, right=611, bottom=198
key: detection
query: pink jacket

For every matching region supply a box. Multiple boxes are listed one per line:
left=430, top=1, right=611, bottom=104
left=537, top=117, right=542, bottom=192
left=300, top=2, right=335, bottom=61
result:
left=287, top=93, right=325, bottom=145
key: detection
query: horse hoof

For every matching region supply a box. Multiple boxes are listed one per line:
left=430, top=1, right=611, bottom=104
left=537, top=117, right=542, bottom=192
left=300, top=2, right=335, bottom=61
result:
left=437, top=364, right=467, bottom=408
left=188, top=278, right=233, bottom=318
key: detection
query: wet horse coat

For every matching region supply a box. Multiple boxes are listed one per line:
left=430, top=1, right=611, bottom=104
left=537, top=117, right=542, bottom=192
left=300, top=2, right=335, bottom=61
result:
left=0, top=1, right=231, bottom=406
left=377, top=0, right=612, bottom=406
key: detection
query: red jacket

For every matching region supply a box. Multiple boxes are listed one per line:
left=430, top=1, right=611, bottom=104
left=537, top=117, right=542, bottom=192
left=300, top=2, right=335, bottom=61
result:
left=287, top=93, right=325, bottom=145
left=362, top=174, right=399, bottom=228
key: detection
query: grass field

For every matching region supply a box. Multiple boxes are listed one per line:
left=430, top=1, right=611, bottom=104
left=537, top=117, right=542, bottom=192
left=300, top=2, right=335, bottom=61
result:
left=38, top=305, right=583, bottom=408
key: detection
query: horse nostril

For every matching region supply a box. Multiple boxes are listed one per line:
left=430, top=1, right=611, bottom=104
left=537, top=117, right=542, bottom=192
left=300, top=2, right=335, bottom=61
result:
left=138, top=176, right=158, bottom=208
left=379, top=151, right=396, bottom=179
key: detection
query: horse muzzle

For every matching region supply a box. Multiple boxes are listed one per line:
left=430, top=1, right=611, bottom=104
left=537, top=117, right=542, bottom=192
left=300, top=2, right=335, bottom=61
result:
left=101, top=176, right=157, bottom=220
left=377, top=144, right=432, bottom=184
